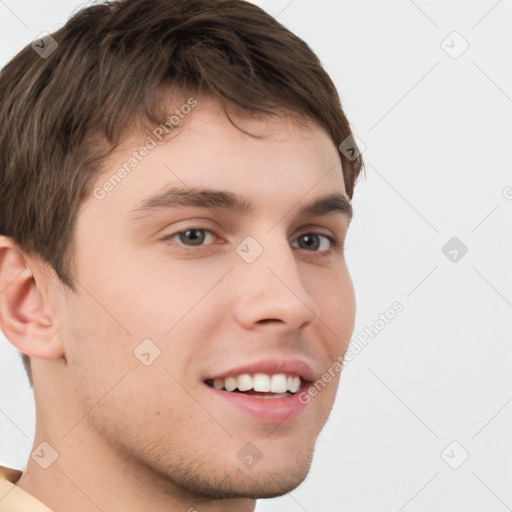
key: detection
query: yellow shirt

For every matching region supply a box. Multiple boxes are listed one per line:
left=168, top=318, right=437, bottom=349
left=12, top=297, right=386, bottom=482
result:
left=0, top=466, right=53, bottom=511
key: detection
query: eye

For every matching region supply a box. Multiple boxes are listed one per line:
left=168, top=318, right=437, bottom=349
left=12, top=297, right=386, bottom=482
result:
left=165, top=228, right=217, bottom=247
left=163, top=227, right=339, bottom=253
left=290, top=232, right=337, bottom=252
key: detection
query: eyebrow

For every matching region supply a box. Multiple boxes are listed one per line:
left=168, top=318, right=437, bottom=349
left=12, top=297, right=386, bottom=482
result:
left=129, top=186, right=353, bottom=222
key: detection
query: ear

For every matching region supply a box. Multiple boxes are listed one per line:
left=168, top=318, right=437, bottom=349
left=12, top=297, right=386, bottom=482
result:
left=0, top=236, right=64, bottom=359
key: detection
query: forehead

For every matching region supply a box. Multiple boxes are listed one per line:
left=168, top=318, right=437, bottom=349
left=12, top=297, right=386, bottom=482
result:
left=85, top=96, right=347, bottom=223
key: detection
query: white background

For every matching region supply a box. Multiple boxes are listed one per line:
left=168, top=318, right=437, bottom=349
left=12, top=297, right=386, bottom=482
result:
left=0, top=1, right=511, bottom=511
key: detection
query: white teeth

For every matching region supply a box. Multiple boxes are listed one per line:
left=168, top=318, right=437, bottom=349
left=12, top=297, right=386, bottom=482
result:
left=237, top=374, right=252, bottom=392
left=253, top=373, right=271, bottom=392
left=270, top=374, right=288, bottom=393
left=224, top=376, right=238, bottom=392
left=209, top=373, right=303, bottom=394
left=289, top=376, right=301, bottom=393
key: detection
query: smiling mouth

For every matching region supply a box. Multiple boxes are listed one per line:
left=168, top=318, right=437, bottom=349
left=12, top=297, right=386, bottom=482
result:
left=204, top=372, right=306, bottom=398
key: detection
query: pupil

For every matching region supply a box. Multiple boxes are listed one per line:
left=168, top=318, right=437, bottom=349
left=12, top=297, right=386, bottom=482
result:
left=182, top=229, right=204, bottom=246
left=300, top=234, right=318, bottom=250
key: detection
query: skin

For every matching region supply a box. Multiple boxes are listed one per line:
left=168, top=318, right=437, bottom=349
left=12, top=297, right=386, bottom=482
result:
left=0, top=95, right=355, bottom=512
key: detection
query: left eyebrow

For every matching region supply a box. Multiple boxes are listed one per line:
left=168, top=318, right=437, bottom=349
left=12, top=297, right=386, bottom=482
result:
left=298, top=192, right=353, bottom=221
left=128, top=185, right=353, bottom=222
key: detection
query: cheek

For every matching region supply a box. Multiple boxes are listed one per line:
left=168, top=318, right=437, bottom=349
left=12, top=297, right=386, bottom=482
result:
left=62, top=273, right=211, bottom=416
left=70, top=360, right=222, bottom=465
left=91, top=259, right=229, bottom=341
left=301, top=265, right=355, bottom=411
left=62, top=292, right=136, bottom=414
left=310, top=264, right=355, bottom=346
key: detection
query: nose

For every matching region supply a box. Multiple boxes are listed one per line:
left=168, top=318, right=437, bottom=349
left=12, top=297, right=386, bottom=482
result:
left=232, top=236, right=320, bottom=335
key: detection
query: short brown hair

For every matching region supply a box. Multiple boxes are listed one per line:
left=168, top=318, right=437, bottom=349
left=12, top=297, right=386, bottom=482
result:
left=0, top=0, right=364, bottom=386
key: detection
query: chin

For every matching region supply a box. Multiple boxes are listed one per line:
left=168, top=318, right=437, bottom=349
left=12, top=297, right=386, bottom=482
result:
left=164, top=444, right=315, bottom=501
left=235, top=465, right=312, bottom=499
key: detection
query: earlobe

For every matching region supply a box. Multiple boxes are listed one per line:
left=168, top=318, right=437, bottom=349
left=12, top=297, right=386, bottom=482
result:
left=0, top=237, right=64, bottom=360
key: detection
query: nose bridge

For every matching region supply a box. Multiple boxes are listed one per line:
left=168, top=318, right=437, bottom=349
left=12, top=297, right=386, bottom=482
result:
left=232, top=231, right=319, bottom=331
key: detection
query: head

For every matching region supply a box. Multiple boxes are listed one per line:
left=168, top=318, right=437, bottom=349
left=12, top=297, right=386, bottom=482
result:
left=0, top=0, right=363, bottom=502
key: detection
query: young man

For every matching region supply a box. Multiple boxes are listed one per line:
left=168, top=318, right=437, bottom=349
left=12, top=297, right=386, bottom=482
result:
left=0, top=0, right=363, bottom=510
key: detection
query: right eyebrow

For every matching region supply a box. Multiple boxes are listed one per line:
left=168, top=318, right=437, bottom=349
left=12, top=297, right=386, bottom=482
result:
left=129, top=186, right=253, bottom=219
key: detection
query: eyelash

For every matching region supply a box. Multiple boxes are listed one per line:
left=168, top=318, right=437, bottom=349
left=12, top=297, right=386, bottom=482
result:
left=162, top=227, right=340, bottom=254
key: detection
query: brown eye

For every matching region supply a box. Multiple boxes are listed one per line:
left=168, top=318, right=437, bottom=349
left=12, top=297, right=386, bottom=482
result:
left=297, top=234, right=320, bottom=250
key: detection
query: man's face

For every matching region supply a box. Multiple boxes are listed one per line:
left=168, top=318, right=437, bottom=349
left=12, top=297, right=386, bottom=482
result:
left=60, top=96, right=355, bottom=498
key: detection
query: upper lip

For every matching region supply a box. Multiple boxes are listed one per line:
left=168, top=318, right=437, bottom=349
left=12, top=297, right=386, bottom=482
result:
left=205, top=358, right=316, bottom=382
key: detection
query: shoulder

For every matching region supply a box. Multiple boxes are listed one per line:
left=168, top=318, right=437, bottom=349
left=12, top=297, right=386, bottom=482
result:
left=0, top=465, right=53, bottom=511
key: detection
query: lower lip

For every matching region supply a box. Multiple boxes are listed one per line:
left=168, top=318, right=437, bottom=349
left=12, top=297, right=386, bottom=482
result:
left=204, top=383, right=313, bottom=423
